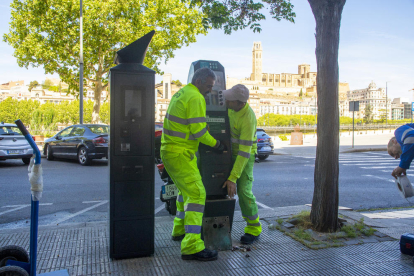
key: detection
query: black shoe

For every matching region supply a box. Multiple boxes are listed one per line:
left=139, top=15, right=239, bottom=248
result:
left=240, top=233, right=259, bottom=244
left=181, top=249, right=218, bottom=261
left=171, top=234, right=185, bottom=241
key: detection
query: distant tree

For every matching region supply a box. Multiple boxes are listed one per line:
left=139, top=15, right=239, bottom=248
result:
left=378, top=109, right=387, bottom=123
left=28, top=80, right=39, bottom=92
left=299, top=88, right=303, bottom=98
left=42, top=79, right=54, bottom=89
left=172, top=80, right=183, bottom=87
left=49, top=86, right=60, bottom=92
left=4, top=0, right=208, bottom=123
left=364, top=104, right=373, bottom=124
left=339, top=116, right=353, bottom=124
left=99, top=101, right=110, bottom=124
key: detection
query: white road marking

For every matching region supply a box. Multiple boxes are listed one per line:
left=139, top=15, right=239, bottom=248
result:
left=0, top=203, right=53, bottom=216
left=343, top=163, right=398, bottom=166
left=361, top=166, right=396, bottom=169
left=49, top=200, right=108, bottom=225
left=362, top=175, right=395, bottom=183
left=339, top=159, right=396, bottom=162
left=256, top=201, right=272, bottom=209
left=2, top=203, right=53, bottom=208
left=0, top=205, right=29, bottom=216
left=154, top=204, right=165, bottom=214
left=364, top=152, right=389, bottom=155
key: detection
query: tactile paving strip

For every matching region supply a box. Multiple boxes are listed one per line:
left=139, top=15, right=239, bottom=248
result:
left=0, top=212, right=413, bottom=275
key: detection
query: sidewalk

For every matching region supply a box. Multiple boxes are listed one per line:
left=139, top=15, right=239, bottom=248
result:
left=1, top=206, right=413, bottom=275
left=271, top=132, right=393, bottom=156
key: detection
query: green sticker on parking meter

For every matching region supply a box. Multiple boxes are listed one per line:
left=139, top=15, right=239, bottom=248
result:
left=206, top=116, right=225, bottom=134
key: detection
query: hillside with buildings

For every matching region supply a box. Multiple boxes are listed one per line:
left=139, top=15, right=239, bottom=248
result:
left=0, top=78, right=108, bottom=105
left=2, top=42, right=411, bottom=124
left=155, top=42, right=408, bottom=124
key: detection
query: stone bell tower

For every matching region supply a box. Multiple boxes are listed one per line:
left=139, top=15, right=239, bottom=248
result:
left=251, top=42, right=262, bottom=82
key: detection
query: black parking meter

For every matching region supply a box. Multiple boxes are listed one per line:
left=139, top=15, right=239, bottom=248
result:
left=188, top=61, right=232, bottom=197
left=188, top=60, right=236, bottom=250
left=109, top=31, right=155, bottom=259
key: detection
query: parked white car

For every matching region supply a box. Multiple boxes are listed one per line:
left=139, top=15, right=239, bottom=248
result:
left=0, top=122, right=33, bottom=164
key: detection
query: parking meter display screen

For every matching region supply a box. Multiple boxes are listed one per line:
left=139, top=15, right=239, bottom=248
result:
left=206, top=116, right=226, bottom=134
left=125, top=89, right=142, bottom=117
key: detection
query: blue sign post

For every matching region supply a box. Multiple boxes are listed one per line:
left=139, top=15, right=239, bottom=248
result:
left=411, top=102, right=414, bottom=123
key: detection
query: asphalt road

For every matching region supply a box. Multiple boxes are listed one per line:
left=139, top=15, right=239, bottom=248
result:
left=0, top=151, right=410, bottom=230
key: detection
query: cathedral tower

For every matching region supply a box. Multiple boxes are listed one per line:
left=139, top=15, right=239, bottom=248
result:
left=251, top=42, right=262, bottom=81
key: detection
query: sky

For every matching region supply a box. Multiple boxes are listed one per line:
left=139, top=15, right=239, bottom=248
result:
left=1, top=0, right=413, bottom=100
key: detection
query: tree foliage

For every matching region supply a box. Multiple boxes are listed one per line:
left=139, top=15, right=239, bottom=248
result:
left=364, top=104, right=373, bottom=123
left=192, top=0, right=296, bottom=34
left=0, top=99, right=106, bottom=134
left=4, top=0, right=207, bottom=122
left=258, top=114, right=317, bottom=126
left=28, top=80, right=39, bottom=92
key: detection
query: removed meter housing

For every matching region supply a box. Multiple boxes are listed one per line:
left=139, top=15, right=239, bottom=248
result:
left=188, top=60, right=236, bottom=250
left=109, top=31, right=155, bottom=259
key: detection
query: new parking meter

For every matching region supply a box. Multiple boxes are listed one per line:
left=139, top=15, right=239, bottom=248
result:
left=188, top=60, right=236, bottom=250
left=109, top=31, right=155, bottom=259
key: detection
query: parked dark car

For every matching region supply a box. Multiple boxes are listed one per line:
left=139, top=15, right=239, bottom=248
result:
left=44, top=124, right=109, bottom=165
left=256, top=128, right=274, bottom=160
left=0, top=122, right=33, bottom=164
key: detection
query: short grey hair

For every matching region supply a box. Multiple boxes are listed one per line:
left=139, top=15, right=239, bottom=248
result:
left=191, top=67, right=216, bottom=84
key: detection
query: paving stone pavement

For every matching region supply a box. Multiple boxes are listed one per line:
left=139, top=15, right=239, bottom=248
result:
left=1, top=205, right=414, bottom=275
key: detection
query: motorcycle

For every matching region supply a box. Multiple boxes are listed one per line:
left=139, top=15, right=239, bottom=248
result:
left=156, top=162, right=178, bottom=215
left=155, top=129, right=178, bottom=215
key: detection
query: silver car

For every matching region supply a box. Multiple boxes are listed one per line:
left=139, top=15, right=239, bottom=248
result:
left=0, top=122, right=33, bottom=164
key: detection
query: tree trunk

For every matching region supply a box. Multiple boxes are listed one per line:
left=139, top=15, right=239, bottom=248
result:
left=92, top=80, right=103, bottom=123
left=308, top=0, right=346, bottom=232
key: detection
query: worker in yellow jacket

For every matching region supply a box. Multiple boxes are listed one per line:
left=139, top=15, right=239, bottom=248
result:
left=161, top=67, right=224, bottom=261
left=222, top=84, right=262, bottom=244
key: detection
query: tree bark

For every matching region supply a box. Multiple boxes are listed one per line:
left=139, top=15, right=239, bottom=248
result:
left=308, top=0, right=346, bottom=232
left=92, top=80, right=102, bottom=123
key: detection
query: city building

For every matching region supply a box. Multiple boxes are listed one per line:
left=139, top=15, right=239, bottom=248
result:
left=0, top=80, right=107, bottom=104
left=155, top=74, right=182, bottom=122
left=346, top=81, right=391, bottom=120
left=0, top=80, right=24, bottom=90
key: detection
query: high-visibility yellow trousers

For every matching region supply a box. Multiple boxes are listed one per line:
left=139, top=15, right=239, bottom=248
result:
left=235, top=153, right=262, bottom=236
left=161, top=149, right=206, bottom=255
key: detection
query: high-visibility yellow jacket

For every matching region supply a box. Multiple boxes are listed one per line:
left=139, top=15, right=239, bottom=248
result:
left=228, top=103, right=257, bottom=183
left=161, top=83, right=217, bottom=153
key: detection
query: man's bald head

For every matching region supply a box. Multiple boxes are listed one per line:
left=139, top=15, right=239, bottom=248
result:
left=388, top=137, right=402, bottom=159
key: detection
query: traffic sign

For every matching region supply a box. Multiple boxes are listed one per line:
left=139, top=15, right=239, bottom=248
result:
left=411, top=102, right=414, bottom=112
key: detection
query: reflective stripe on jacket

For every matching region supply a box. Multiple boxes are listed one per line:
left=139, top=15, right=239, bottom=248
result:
left=228, top=103, right=257, bottom=183
left=161, top=83, right=217, bottom=153
left=395, top=123, right=414, bottom=169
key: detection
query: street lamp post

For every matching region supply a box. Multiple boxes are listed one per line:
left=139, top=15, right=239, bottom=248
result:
left=79, top=0, right=84, bottom=124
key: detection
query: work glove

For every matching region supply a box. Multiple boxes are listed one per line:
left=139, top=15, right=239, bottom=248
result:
left=212, top=140, right=226, bottom=154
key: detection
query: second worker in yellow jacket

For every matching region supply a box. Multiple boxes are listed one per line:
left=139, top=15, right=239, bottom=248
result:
left=222, top=84, right=262, bottom=244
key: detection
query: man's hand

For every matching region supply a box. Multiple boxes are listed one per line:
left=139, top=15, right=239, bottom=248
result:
left=392, top=166, right=406, bottom=179
left=222, top=180, right=236, bottom=198
left=212, top=140, right=226, bottom=154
